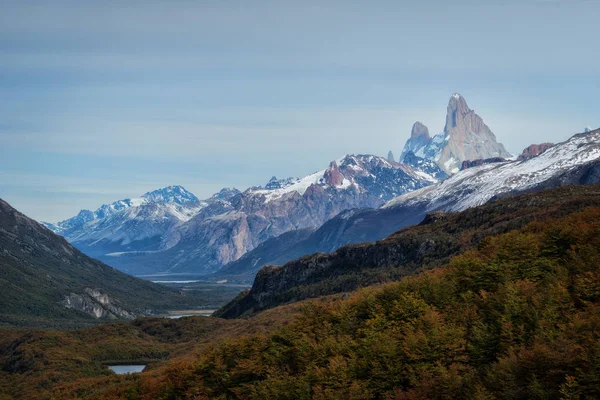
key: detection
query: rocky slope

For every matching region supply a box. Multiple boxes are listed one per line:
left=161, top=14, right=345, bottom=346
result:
left=215, top=184, right=600, bottom=318
left=214, top=128, right=600, bottom=284
left=400, top=94, right=512, bottom=174
left=0, top=199, right=206, bottom=328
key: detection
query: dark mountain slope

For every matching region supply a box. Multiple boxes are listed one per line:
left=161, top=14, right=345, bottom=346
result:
left=215, top=184, right=600, bottom=318
left=0, top=199, right=206, bottom=328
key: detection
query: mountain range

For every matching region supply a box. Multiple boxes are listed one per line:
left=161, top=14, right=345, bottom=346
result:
left=215, top=183, right=600, bottom=318
left=213, top=127, right=600, bottom=283
left=43, top=94, right=599, bottom=281
left=45, top=154, right=444, bottom=275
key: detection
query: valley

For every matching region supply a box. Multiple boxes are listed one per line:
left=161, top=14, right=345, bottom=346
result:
left=2, top=95, right=599, bottom=399
left=2, top=2, right=599, bottom=397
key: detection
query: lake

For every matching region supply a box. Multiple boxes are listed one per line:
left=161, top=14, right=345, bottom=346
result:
left=108, top=365, right=146, bottom=374
left=165, top=309, right=216, bottom=318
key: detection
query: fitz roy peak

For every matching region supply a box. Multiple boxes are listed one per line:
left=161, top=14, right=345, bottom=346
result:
left=401, top=94, right=511, bottom=174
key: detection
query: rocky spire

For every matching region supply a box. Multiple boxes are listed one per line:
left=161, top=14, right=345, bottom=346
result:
left=400, top=122, right=433, bottom=162
left=323, top=161, right=344, bottom=186
left=411, top=121, right=430, bottom=140
left=517, top=143, right=554, bottom=160
left=444, top=93, right=471, bottom=131
left=437, top=93, right=511, bottom=174
left=387, top=150, right=395, bottom=163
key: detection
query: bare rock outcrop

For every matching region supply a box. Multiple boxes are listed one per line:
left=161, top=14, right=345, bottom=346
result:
left=517, top=143, right=554, bottom=160
left=62, top=288, right=136, bottom=319
left=400, top=94, right=511, bottom=174
left=438, top=94, right=512, bottom=173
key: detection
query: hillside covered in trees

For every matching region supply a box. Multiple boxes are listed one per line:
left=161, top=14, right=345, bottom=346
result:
left=1, top=185, right=600, bottom=399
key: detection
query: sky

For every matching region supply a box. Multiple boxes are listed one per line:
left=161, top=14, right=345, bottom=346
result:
left=1, top=0, right=599, bottom=222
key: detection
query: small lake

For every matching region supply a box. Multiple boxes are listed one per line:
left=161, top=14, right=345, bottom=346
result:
left=163, top=309, right=216, bottom=319
left=108, top=365, right=146, bottom=374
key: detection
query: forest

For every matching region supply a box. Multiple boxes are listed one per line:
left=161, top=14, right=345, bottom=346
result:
left=2, top=198, right=599, bottom=399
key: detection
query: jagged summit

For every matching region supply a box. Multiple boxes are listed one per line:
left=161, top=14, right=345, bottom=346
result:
left=141, top=185, right=199, bottom=205
left=399, top=121, right=433, bottom=162
left=43, top=186, right=203, bottom=238
left=400, top=93, right=511, bottom=174
left=411, top=121, right=430, bottom=140
left=445, top=93, right=471, bottom=130
left=264, top=176, right=297, bottom=190
left=211, top=187, right=241, bottom=200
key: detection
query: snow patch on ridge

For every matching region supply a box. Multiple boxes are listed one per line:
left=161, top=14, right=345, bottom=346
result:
left=385, top=130, right=600, bottom=212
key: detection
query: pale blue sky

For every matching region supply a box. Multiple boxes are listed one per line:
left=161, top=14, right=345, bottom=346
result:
left=1, top=0, right=599, bottom=221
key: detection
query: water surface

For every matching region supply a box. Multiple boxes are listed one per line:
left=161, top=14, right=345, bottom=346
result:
left=108, top=365, right=146, bottom=374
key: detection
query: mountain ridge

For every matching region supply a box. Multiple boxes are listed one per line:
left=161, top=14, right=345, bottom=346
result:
left=213, top=128, right=600, bottom=284
left=48, top=153, right=442, bottom=275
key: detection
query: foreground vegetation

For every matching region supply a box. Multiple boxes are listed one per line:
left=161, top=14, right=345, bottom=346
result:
left=2, top=186, right=600, bottom=399
left=0, top=204, right=595, bottom=398
left=115, top=207, right=600, bottom=398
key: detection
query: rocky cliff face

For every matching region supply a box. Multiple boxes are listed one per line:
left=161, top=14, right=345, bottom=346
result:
left=400, top=94, right=511, bottom=174
left=62, top=288, right=136, bottom=320
left=439, top=94, right=511, bottom=173
left=518, top=143, right=554, bottom=160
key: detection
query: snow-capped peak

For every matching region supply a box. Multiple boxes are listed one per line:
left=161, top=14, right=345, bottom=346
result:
left=141, top=185, right=199, bottom=205
left=386, top=127, right=600, bottom=211
left=247, top=154, right=440, bottom=204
